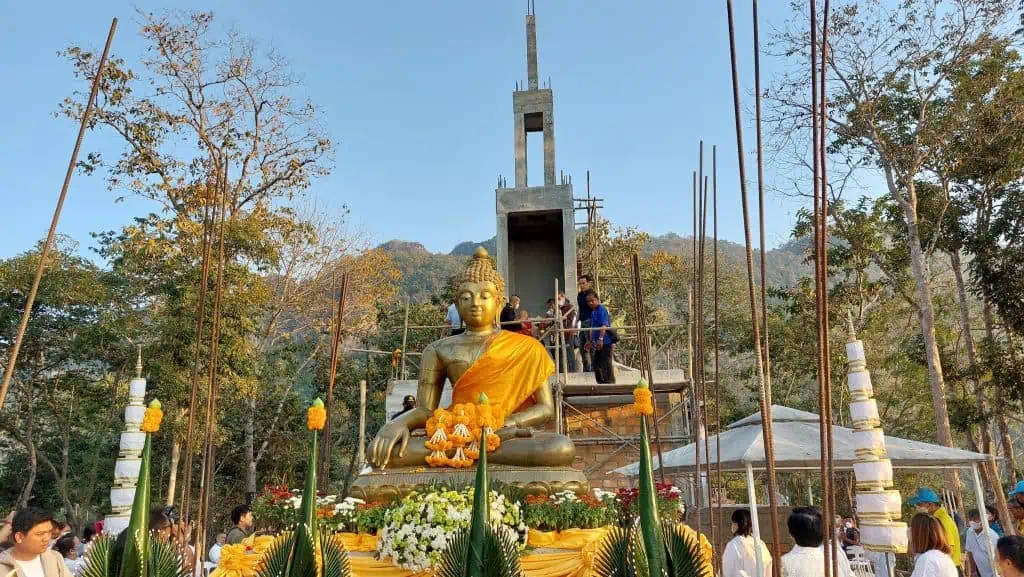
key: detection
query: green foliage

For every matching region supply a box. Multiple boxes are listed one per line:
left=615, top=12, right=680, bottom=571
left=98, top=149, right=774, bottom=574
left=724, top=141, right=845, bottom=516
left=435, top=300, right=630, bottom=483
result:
left=522, top=494, right=617, bottom=532
left=434, top=525, right=523, bottom=577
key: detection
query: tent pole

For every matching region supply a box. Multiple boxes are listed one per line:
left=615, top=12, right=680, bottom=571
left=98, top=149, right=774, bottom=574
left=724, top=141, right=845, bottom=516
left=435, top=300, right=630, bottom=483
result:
left=973, top=463, right=998, bottom=572
left=747, top=463, right=766, bottom=577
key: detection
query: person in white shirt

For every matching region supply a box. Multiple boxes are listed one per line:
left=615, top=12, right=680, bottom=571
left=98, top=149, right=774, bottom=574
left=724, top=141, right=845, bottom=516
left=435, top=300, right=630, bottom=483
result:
left=781, top=507, right=853, bottom=577
left=0, top=508, right=74, bottom=577
left=53, top=535, right=81, bottom=576
left=909, top=513, right=958, bottom=577
left=965, top=509, right=999, bottom=577
left=208, top=532, right=227, bottom=564
left=445, top=302, right=463, bottom=336
left=723, top=508, right=771, bottom=577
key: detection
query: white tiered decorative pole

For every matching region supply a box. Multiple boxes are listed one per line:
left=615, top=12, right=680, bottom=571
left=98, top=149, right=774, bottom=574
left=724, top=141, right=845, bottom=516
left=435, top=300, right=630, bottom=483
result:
left=845, top=315, right=908, bottom=563
left=105, top=346, right=147, bottom=535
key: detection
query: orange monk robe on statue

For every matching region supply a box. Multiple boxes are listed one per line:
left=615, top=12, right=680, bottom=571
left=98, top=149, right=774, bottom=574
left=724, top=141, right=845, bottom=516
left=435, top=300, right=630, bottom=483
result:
left=448, top=331, right=555, bottom=417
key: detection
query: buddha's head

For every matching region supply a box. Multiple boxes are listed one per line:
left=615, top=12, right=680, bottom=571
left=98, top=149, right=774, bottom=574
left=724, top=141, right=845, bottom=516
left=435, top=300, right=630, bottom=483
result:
left=455, top=247, right=505, bottom=330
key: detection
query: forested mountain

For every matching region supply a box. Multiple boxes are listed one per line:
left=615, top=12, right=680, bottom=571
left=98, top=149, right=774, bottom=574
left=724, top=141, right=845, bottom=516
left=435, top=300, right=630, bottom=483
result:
left=381, top=233, right=812, bottom=301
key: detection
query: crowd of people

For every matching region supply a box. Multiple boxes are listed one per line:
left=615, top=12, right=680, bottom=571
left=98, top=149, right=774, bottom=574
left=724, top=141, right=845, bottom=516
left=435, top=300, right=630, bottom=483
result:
left=719, top=482, right=1024, bottom=577
left=443, top=273, right=619, bottom=384
left=0, top=502, right=256, bottom=577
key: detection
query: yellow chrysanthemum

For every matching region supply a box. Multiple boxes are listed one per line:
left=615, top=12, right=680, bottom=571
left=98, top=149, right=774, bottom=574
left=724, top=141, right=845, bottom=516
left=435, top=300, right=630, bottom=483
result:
left=140, top=400, right=163, bottom=433
left=307, top=398, right=327, bottom=431
left=210, top=544, right=260, bottom=577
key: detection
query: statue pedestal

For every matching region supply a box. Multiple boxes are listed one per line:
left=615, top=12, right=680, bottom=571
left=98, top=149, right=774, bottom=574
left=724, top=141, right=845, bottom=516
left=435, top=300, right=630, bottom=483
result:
left=350, top=465, right=589, bottom=502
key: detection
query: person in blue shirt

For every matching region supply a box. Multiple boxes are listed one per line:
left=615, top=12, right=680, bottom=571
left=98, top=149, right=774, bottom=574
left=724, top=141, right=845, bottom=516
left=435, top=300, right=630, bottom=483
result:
left=584, top=290, right=615, bottom=384
left=576, top=275, right=594, bottom=372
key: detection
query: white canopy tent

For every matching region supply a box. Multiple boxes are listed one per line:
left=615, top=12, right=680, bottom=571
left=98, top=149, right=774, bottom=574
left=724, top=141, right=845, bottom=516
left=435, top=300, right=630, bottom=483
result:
left=611, top=405, right=997, bottom=577
left=611, top=405, right=992, bottom=475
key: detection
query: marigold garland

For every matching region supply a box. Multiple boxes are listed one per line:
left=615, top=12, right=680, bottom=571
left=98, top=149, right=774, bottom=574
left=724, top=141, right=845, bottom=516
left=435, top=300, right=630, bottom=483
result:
left=307, top=398, right=327, bottom=431
left=423, top=399, right=505, bottom=467
left=633, top=378, right=654, bottom=416
left=140, top=399, right=163, bottom=433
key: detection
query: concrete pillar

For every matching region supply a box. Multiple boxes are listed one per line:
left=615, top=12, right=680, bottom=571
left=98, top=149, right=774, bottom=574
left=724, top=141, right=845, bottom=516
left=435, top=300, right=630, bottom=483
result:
left=543, top=107, right=556, bottom=186
left=526, top=15, right=538, bottom=90
left=514, top=108, right=527, bottom=187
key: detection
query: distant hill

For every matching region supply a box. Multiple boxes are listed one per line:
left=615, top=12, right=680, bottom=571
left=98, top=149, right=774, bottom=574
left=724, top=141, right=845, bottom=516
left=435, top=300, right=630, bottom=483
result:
left=450, top=238, right=497, bottom=256
left=378, top=233, right=812, bottom=301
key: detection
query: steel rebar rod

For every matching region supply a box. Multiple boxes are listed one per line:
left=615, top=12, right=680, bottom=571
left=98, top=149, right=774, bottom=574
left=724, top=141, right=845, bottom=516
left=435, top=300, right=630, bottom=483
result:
left=181, top=179, right=216, bottom=520
left=322, top=273, right=349, bottom=483
left=727, top=1, right=783, bottom=572
left=0, top=18, right=118, bottom=411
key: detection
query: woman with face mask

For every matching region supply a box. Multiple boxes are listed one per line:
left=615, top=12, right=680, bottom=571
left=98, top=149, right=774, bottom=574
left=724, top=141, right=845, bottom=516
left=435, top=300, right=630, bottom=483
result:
left=722, top=509, right=771, bottom=577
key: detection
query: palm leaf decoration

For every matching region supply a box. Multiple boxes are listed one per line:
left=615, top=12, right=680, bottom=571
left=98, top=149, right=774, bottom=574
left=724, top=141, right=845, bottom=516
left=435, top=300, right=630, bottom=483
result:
left=593, top=526, right=640, bottom=577
left=253, top=399, right=352, bottom=577
left=320, top=528, right=351, bottom=577
left=80, top=535, right=116, bottom=577
left=254, top=533, right=293, bottom=577
left=594, top=380, right=713, bottom=577
left=434, top=393, right=522, bottom=577
left=663, top=522, right=712, bottom=577
left=80, top=400, right=190, bottom=577
left=148, top=539, right=186, bottom=577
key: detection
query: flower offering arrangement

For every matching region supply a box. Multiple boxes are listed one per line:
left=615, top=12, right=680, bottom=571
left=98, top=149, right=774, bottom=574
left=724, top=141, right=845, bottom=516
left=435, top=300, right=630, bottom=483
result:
left=375, top=488, right=527, bottom=572
left=424, top=401, right=506, bottom=468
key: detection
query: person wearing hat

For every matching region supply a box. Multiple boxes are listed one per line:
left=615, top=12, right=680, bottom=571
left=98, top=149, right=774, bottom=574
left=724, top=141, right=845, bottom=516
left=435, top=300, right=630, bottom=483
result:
left=908, top=488, right=962, bottom=571
left=391, top=395, right=416, bottom=421
left=1008, top=481, right=1024, bottom=535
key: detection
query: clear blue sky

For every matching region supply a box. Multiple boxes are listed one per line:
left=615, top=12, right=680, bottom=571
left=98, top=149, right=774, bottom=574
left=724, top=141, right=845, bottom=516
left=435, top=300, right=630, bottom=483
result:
left=1, top=0, right=808, bottom=260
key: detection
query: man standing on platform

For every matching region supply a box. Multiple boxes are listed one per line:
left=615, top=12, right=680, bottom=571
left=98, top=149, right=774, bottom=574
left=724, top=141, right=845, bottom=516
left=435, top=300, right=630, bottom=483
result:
left=500, top=295, right=521, bottom=332
left=584, top=290, right=615, bottom=384
left=908, top=488, right=962, bottom=572
left=557, top=292, right=578, bottom=373
left=576, top=275, right=594, bottom=372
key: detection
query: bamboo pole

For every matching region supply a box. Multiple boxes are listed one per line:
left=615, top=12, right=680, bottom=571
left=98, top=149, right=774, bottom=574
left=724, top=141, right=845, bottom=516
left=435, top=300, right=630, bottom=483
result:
left=0, top=19, right=118, bottom=411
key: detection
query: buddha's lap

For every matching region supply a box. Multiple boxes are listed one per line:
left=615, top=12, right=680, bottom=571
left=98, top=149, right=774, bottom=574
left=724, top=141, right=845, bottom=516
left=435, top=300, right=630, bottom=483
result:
left=388, top=432, right=575, bottom=465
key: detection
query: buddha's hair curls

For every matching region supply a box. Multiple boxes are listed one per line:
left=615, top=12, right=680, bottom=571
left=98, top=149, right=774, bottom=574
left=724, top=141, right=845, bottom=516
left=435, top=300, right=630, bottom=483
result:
left=458, top=247, right=506, bottom=305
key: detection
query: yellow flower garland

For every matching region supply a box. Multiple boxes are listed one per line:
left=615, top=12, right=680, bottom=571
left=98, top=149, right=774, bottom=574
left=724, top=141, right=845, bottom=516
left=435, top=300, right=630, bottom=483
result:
left=423, top=400, right=505, bottom=467
left=140, top=399, right=163, bottom=433
left=307, top=398, right=327, bottom=431
left=633, top=378, right=653, bottom=416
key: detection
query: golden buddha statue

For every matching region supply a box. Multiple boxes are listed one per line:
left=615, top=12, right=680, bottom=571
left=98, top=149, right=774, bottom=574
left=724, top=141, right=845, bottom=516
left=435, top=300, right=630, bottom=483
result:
left=368, top=247, right=575, bottom=469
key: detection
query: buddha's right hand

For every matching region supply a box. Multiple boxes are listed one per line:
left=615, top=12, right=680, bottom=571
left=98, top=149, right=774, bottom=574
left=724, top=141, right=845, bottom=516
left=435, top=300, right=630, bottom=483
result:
left=369, top=422, right=410, bottom=468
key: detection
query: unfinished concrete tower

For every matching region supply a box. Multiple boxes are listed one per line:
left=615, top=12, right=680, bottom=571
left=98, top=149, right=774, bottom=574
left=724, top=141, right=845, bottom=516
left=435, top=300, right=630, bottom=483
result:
left=496, top=3, right=578, bottom=315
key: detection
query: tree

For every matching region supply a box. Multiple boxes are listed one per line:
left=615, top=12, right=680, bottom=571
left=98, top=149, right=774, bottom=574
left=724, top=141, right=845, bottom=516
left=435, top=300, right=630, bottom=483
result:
left=767, top=0, right=1014, bottom=472
left=0, top=240, right=138, bottom=525
left=59, top=9, right=334, bottom=515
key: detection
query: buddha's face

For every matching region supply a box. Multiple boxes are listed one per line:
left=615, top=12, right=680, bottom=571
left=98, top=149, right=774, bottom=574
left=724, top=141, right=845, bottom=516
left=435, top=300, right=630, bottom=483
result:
left=456, top=281, right=500, bottom=329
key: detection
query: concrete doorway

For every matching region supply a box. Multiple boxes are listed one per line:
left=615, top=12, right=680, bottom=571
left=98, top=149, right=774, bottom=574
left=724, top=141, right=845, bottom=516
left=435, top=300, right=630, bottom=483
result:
left=508, top=210, right=565, bottom=317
